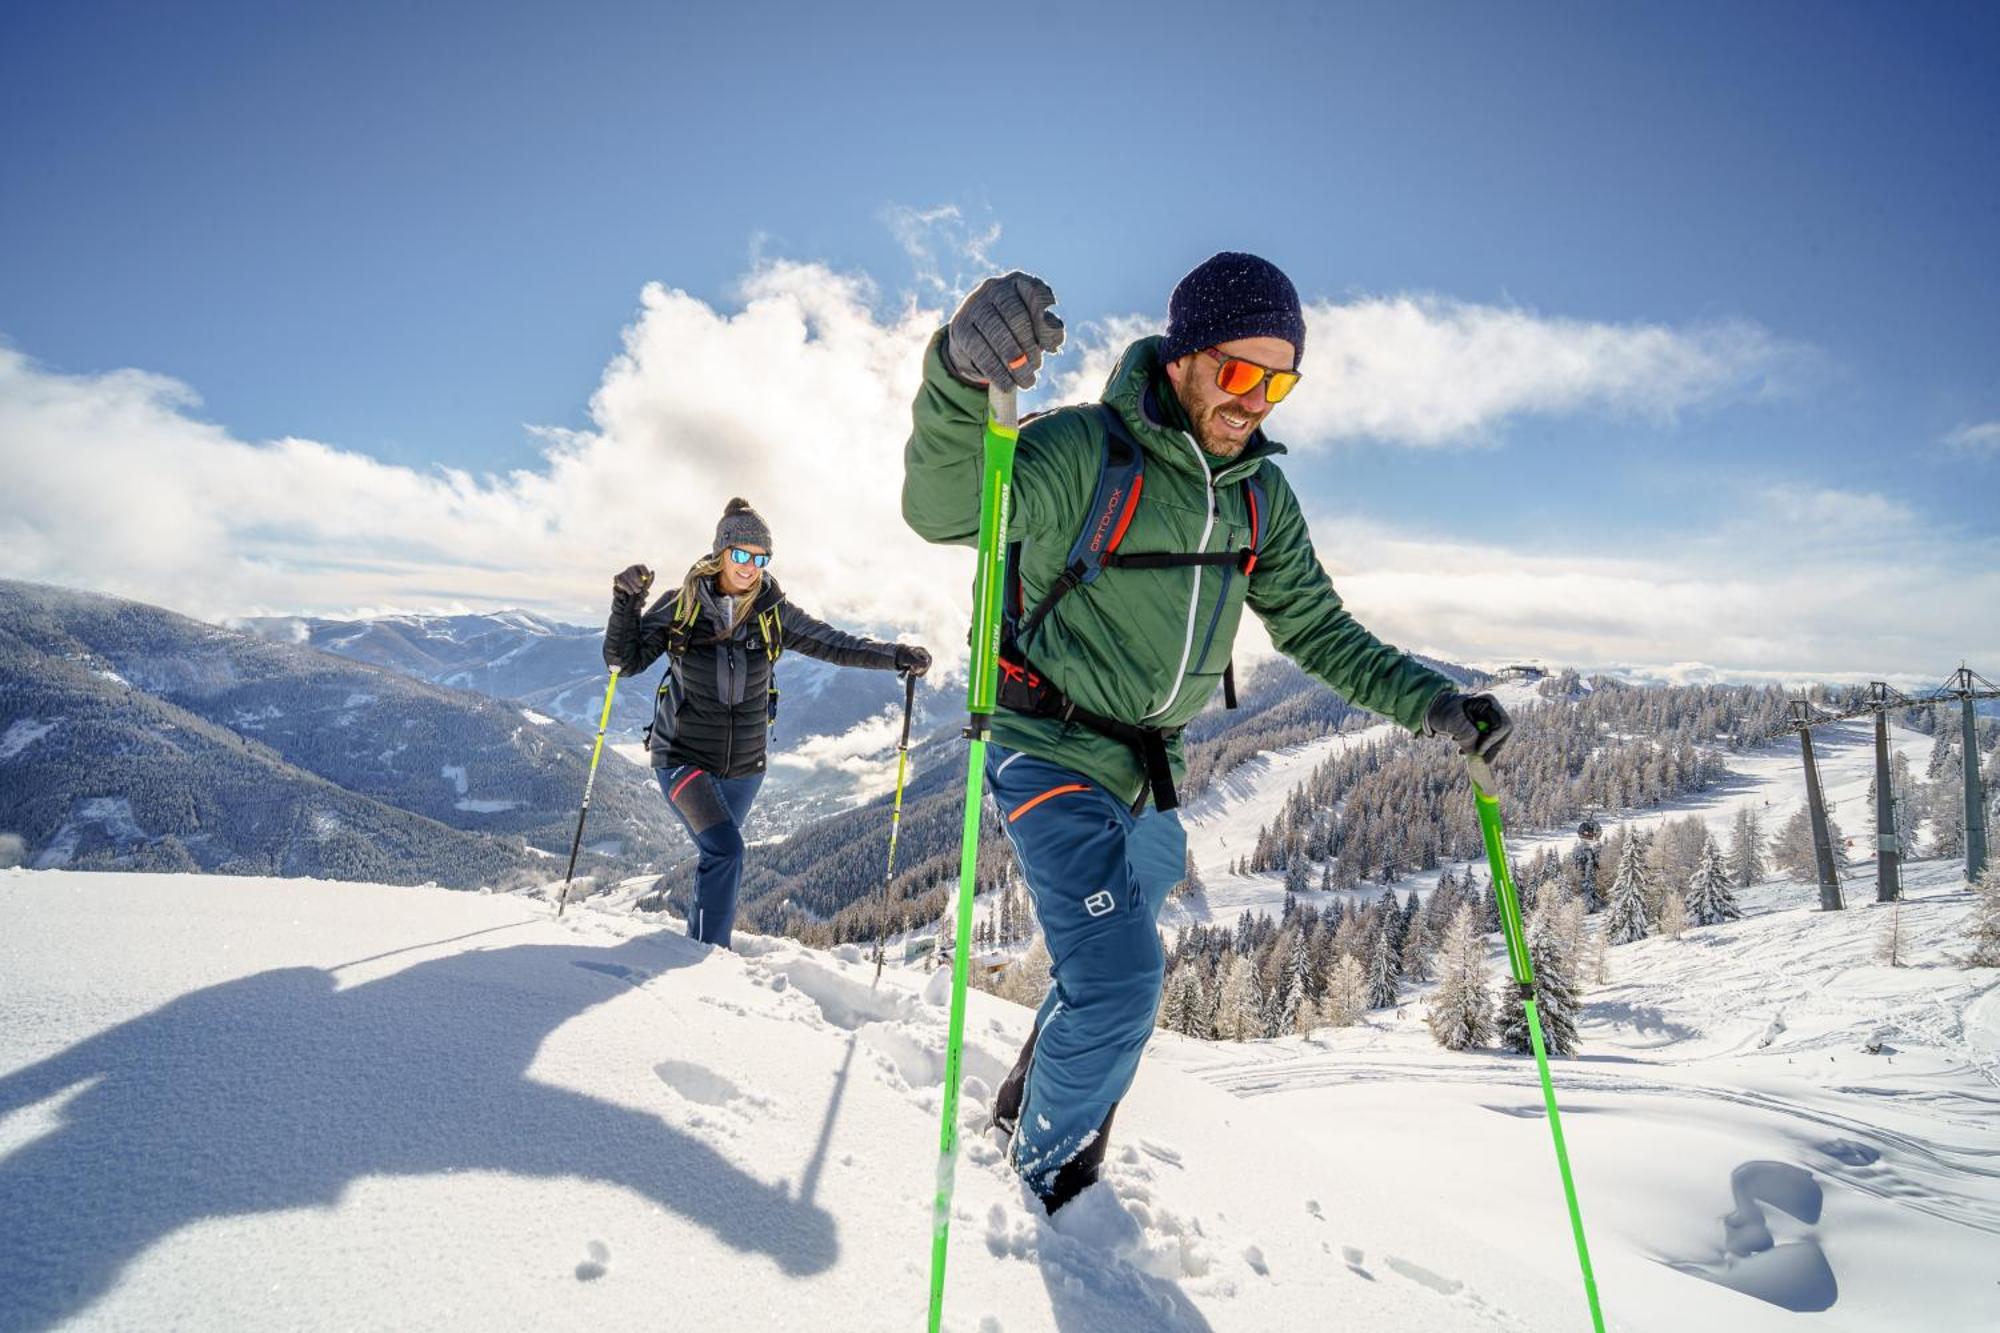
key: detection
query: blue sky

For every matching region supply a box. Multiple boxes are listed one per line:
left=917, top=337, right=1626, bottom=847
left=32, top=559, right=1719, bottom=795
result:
left=2, top=1, right=1996, bottom=678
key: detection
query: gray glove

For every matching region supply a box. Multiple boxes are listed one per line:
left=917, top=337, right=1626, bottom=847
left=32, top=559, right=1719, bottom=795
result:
left=894, top=644, right=932, bottom=677
left=945, top=271, right=1064, bottom=390
left=612, top=564, right=654, bottom=601
left=1425, top=690, right=1513, bottom=762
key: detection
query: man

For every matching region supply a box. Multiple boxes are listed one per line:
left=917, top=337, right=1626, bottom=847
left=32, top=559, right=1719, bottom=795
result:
left=901, top=253, right=1511, bottom=1212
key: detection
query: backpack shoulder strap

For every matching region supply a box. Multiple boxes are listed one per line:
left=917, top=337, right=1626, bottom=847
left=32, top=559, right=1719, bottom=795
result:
left=663, top=590, right=701, bottom=658
left=1011, top=407, right=1145, bottom=642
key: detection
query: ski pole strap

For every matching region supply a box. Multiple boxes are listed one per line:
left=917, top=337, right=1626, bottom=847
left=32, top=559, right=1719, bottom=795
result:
left=898, top=670, right=917, bottom=749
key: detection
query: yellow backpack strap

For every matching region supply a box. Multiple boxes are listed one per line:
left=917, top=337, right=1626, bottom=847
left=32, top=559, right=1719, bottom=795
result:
left=758, top=604, right=784, bottom=663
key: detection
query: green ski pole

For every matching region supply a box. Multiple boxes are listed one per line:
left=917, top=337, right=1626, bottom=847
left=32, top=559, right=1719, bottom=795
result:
left=928, top=384, right=1017, bottom=1333
left=874, top=669, right=919, bottom=986
left=1469, top=753, right=1605, bottom=1332
left=556, top=665, right=621, bottom=918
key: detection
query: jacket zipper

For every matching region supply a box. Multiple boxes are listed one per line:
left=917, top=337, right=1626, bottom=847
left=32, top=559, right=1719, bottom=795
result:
left=1145, top=431, right=1216, bottom=721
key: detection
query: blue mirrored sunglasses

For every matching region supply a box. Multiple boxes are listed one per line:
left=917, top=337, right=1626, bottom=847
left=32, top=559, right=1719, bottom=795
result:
left=727, top=547, right=771, bottom=568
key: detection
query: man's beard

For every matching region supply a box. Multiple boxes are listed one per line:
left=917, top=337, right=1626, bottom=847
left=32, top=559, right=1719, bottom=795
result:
left=1178, top=385, right=1260, bottom=459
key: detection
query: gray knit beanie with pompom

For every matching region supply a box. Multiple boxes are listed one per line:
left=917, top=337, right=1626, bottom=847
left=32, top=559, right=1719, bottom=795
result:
left=712, top=497, right=774, bottom=555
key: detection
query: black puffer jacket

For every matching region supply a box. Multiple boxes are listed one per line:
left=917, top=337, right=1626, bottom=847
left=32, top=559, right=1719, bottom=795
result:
left=603, top=574, right=902, bottom=778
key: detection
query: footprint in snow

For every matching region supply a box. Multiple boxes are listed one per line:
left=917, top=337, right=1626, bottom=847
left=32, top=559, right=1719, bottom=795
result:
left=575, top=1239, right=609, bottom=1282
left=653, top=1059, right=759, bottom=1109
left=1384, top=1254, right=1464, bottom=1296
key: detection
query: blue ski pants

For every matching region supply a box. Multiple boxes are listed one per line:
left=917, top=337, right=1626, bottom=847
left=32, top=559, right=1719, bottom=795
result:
left=656, top=765, right=765, bottom=949
left=984, top=745, right=1186, bottom=1198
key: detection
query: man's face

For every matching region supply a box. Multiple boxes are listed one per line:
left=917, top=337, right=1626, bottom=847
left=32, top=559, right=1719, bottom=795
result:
left=1164, top=335, right=1298, bottom=460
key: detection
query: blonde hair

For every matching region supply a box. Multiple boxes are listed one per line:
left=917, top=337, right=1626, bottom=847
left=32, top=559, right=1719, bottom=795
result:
left=678, top=553, right=755, bottom=632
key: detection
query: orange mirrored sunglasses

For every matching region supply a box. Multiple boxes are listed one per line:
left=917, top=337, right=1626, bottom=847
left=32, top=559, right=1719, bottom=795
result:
left=1203, top=347, right=1301, bottom=404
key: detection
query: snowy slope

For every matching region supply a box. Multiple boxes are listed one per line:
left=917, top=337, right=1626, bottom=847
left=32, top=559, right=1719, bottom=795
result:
left=5, top=864, right=1994, bottom=1330
left=4, top=869, right=1583, bottom=1333
left=4, top=683, right=1996, bottom=1331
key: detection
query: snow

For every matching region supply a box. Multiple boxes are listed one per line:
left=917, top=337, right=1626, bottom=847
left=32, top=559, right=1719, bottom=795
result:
left=520, top=709, right=556, bottom=726
left=440, top=763, right=468, bottom=796
left=0, top=717, right=58, bottom=762
left=2, top=682, right=1995, bottom=1330
left=4, top=861, right=1993, bottom=1330
left=454, top=798, right=525, bottom=814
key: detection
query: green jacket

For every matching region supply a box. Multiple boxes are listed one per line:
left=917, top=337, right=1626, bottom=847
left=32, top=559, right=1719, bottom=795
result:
left=902, top=329, right=1452, bottom=807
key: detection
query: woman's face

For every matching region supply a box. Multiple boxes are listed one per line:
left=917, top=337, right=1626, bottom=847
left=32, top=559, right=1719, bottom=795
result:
left=717, top=543, right=768, bottom=596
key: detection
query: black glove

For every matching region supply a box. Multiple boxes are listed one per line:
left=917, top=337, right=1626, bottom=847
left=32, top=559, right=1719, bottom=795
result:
left=1425, top=690, right=1513, bottom=762
left=944, top=271, right=1065, bottom=390
left=612, top=564, right=654, bottom=601
left=894, top=644, right=932, bottom=677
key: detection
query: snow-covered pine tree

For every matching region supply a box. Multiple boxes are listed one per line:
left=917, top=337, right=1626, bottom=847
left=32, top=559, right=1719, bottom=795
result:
left=1726, top=806, right=1766, bottom=888
left=933, top=898, right=955, bottom=969
left=1218, top=954, right=1261, bottom=1041
left=1684, top=833, right=1740, bottom=925
left=1365, top=919, right=1399, bottom=1009
left=1161, top=961, right=1206, bottom=1034
left=1963, top=865, right=2000, bottom=967
left=1500, top=909, right=1581, bottom=1056
left=1604, top=830, right=1654, bottom=944
left=1481, top=878, right=1501, bottom=935
left=1183, top=848, right=1205, bottom=900
left=1320, top=954, right=1367, bottom=1027
left=1399, top=897, right=1437, bottom=983
left=1281, top=927, right=1311, bottom=1034
left=1426, top=903, right=1492, bottom=1050
left=1891, top=753, right=1920, bottom=865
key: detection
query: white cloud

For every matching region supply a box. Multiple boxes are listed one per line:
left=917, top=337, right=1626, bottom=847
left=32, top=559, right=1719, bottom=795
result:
left=2, top=259, right=1978, bottom=681
left=1942, top=421, right=2000, bottom=455
left=882, top=203, right=1001, bottom=299
left=0, top=261, right=976, bottom=668
left=1049, top=295, right=1797, bottom=447
left=1278, top=485, right=1999, bottom=680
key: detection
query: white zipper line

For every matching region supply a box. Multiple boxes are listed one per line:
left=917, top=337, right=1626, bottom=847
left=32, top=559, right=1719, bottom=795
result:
left=1145, top=432, right=1215, bottom=721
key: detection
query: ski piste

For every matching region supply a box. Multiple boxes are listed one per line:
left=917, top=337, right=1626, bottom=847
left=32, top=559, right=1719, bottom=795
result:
left=1469, top=752, right=1606, bottom=1332
left=928, top=384, right=1017, bottom=1333
left=556, top=665, right=621, bottom=918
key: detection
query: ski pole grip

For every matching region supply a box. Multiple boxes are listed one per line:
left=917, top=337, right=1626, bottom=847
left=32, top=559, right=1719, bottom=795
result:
left=987, top=384, right=1018, bottom=430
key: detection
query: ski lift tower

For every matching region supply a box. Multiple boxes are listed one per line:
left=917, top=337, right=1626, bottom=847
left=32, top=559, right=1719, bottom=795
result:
left=1787, top=696, right=1846, bottom=911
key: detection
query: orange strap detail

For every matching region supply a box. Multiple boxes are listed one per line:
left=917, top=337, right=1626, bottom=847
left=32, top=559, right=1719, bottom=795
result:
left=1008, top=783, right=1089, bottom=823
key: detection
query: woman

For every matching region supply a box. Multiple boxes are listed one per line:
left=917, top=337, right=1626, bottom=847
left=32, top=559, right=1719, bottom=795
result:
left=603, top=498, right=930, bottom=948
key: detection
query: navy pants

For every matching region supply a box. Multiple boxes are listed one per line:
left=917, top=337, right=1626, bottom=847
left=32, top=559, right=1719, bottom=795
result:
left=985, top=745, right=1186, bottom=1199
left=655, top=765, right=765, bottom=949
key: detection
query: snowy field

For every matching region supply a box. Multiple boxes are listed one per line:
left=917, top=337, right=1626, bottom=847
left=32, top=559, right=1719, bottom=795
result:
left=3, top=695, right=1997, bottom=1330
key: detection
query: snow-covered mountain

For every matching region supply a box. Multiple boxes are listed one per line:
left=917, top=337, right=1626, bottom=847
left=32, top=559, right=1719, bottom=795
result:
left=0, top=580, right=680, bottom=883
left=242, top=607, right=926, bottom=755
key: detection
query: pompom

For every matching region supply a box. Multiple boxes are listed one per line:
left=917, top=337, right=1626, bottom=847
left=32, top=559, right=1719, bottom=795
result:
left=724, top=496, right=754, bottom=514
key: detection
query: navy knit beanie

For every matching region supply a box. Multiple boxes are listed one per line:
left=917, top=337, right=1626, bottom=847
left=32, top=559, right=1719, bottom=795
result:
left=1158, top=252, right=1306, bottom=368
